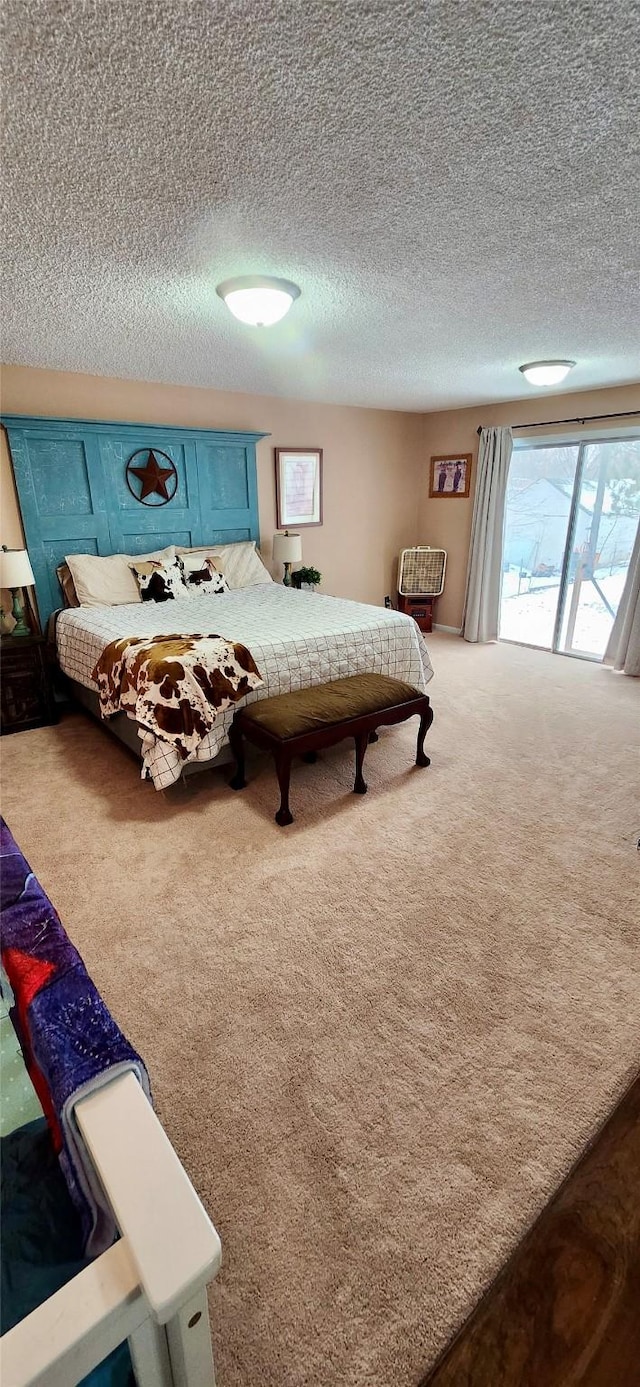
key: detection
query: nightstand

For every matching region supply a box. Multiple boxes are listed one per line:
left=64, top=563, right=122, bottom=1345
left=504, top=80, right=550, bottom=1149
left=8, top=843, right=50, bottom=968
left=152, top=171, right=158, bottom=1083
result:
left=1, top=634, right=57, bottom=735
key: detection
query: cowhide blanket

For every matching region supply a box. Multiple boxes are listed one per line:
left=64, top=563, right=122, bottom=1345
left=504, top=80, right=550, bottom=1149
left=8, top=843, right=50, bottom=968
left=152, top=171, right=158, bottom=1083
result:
left=92, top=632, right=263, bottom=764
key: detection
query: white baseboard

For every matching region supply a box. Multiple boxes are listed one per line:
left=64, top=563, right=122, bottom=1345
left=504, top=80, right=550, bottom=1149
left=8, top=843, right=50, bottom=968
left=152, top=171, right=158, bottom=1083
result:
left=433, top=623, right=462, bottom=635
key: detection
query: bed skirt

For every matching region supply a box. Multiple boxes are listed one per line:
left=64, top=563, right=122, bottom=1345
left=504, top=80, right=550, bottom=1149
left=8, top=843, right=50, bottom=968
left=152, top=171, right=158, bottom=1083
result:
left=66, top=678, right=234, bottom=777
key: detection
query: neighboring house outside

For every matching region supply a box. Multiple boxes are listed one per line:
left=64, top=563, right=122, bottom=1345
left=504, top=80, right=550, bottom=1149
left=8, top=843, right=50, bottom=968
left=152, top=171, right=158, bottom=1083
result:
left=503, top=479, right=638, bottom=577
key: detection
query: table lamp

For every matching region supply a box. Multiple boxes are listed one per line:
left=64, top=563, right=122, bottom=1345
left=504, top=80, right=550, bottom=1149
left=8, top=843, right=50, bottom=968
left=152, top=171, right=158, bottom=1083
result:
left=0, top=546, right=35, bottom=636
left=273, top=531, right=302, bottom=586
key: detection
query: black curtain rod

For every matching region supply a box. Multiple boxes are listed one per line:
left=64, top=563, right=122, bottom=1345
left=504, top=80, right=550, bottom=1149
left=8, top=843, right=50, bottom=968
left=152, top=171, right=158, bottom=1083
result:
left=476, top=409, right=640, bottom=436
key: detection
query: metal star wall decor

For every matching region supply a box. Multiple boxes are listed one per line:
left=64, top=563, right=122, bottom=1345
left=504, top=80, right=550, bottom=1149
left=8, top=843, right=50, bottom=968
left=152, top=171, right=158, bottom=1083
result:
left=125, top=448, right=178, bottom=506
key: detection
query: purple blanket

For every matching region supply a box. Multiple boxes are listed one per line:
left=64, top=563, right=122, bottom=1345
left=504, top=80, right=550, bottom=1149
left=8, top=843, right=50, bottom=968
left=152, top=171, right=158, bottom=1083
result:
left=0, top=818, right=150, bottom=1256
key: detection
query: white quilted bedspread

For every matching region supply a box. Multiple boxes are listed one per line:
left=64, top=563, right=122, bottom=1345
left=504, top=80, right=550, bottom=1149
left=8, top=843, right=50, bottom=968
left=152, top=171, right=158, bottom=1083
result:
left=57, top=586, right=434, bottom=789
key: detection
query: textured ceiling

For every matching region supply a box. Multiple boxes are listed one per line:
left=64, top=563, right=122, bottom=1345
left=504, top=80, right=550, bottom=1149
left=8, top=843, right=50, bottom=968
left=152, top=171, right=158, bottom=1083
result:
left=2, top=0, right=639, bottom=410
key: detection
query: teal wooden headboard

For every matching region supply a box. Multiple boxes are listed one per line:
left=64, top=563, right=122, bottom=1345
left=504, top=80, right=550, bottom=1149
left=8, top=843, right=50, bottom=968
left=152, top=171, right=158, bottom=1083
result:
left=2, top=415, right=267, bottom=627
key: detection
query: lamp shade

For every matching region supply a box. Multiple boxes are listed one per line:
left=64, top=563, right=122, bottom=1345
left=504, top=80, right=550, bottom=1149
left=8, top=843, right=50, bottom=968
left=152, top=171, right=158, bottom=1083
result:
left=0, top=548, right=35, bottom=588
left=273, top=532, right=302, bottom=564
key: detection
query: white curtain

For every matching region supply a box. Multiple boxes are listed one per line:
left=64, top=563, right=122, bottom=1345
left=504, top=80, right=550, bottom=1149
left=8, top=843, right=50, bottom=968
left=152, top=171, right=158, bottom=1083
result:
left=604, top=518, right=640, bottom=676
left=462, top=426, right=513, bottom=643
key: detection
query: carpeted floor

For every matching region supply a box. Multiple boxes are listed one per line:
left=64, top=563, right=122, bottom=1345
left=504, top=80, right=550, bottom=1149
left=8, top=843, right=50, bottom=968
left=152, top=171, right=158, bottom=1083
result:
left=2, top=634, right=639, bottom=1386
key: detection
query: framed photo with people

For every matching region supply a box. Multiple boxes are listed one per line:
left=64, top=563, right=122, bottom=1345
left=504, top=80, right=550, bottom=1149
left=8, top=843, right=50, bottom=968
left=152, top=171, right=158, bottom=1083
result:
left=428, top=454, right=472, bottom=498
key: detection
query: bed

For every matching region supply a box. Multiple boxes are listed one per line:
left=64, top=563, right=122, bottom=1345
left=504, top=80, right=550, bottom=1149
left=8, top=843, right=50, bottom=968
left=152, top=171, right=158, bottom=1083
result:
left=56, top=586, right=434, bottom=790
left=3, top=411, right=433, bottom=791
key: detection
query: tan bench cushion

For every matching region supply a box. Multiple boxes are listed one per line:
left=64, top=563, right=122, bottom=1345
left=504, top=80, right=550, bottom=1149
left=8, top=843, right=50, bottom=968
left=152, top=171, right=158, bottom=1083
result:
left=240, top=673, right=422, bottom=740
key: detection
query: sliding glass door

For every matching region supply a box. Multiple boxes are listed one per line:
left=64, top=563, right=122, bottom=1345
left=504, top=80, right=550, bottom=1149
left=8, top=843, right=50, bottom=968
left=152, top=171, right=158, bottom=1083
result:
left=500, top=444, right=581, bottom=650
left=558, top=441, right=640, bottom=657
left=499, top=437, right=640, bottom=659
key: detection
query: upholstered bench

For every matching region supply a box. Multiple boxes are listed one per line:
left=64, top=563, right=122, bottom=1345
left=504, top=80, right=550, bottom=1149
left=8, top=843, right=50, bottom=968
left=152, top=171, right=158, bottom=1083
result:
left=228, top=672, right=433, bottom=826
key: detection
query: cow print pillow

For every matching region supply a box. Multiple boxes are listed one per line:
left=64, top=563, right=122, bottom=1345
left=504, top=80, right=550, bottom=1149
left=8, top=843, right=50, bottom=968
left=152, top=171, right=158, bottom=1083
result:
left=181, top=554, right=230, bottom=597
left=129, top=557, right=188, bottom=603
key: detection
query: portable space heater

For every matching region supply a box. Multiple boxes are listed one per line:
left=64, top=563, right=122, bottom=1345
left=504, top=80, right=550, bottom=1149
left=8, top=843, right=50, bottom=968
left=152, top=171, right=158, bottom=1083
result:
left=397, top=546, right=446, bottom=632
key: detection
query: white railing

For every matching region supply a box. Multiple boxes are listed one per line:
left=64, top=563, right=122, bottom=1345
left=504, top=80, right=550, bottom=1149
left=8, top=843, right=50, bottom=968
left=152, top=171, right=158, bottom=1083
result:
left=0, top=1071, right=222, bottom=1387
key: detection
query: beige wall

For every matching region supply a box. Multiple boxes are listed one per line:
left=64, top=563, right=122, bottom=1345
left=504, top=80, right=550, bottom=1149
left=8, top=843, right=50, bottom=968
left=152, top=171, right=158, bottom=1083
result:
left=0, top=364, right=423, bottom=609
left=3, top=365, right=639, bottom=635
left=419, top=383, right=640, bottom=630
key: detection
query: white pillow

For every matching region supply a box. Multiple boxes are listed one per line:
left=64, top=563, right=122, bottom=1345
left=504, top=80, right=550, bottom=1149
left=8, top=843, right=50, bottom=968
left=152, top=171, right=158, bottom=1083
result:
left=65, top=546, right=176, bottom=606
left=177, top=540, right=272, bottom=589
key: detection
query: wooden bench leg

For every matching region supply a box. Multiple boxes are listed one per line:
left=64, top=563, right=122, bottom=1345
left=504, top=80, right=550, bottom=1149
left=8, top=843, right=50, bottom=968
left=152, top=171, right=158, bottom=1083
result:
left=228, top=718, right=247, bottom=790
left=274, top=748, right=294, bottom=826
left=416, top=702, right=434, bottom=767
left=353, top=732, right=369, bottom=794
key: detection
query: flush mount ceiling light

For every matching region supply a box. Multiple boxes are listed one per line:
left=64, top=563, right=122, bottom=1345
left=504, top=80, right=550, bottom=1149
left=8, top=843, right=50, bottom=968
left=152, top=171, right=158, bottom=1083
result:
left=216, top=275, right=301, bottom=327
left=519, top=360, right=576, bottom=387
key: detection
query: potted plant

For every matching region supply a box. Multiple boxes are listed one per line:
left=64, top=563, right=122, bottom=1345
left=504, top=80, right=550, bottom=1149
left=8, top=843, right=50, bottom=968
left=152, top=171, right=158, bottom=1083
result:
left=291, top=565, right=322, bottom=591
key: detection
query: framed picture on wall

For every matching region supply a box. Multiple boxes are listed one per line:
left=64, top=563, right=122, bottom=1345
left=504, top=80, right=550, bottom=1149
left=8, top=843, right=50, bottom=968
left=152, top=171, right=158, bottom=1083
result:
left=429, top=454, right=472, bottom=498
left=275, top=448, right=323, bottom=528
